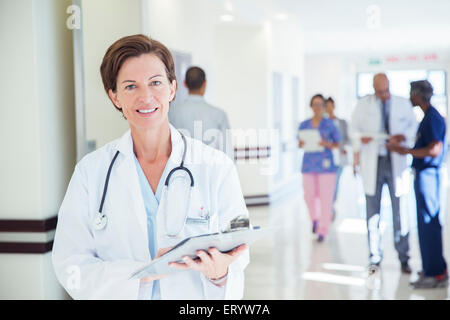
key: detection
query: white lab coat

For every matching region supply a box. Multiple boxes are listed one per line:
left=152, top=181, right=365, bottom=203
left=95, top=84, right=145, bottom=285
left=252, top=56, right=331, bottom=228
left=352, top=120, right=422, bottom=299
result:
left=52, top=125, right=249, bottom=300
left=350, top=95, right=418, bottom=196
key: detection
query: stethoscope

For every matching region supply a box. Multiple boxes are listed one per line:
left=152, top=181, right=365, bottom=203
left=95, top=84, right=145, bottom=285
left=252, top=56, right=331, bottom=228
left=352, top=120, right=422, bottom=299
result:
left=93, top=132, right=194, bottom=237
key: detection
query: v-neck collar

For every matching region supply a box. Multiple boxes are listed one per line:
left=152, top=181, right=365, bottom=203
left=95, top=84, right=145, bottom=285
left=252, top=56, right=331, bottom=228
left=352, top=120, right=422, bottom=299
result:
left=310, top=118, right=323, bottom=129
left=133, top=154, right=169, bottom=205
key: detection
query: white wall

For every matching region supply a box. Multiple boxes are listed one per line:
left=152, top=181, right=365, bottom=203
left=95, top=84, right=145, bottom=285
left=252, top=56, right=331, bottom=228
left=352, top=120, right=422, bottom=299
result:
left=213, top=23, right=270, bottom=196
left=35, top=0, right=77, bottom=219
left=82, top=0, right=142, bottom=150
left=0, top=0, right=75, bottom=299
left=304, top=54, right=356, bottom=121
left=266, top=20, right=306, bottom=195
left=146, top=0, right=220, bottom=103
left=213, top=24, right=269, bottom=132
left=0, top=0, right=76, bottom=220
left=0, top=0, right=41, bottom=219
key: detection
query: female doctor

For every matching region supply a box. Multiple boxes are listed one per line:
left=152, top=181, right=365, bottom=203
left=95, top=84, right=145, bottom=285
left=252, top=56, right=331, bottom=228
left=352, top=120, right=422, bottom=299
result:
left=52, top=34, right=249, bottom=300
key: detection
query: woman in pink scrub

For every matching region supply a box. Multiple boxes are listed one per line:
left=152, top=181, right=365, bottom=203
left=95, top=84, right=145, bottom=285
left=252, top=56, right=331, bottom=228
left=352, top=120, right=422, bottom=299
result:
left=298, top=94, right=342, bottom=242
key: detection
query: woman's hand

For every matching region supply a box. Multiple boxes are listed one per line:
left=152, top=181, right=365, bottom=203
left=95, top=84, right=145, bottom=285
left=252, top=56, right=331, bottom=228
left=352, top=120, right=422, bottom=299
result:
left=360, top=136, right=373, bottom=144
left=298, top=139, right=305, bottom=148
left=140, top=247, right=173, bottom=283
left=168, top=244, right=248, bottom=285
left=320, top=140, right=338, bottom=149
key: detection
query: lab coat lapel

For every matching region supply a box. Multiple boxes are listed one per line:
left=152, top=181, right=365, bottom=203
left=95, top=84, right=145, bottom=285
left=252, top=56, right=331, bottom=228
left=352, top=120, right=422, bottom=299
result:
left=113, top=130, right=148, bottom=240
left=112, top=126, right=186, bottom=249
left=155, top=125, right=185, bottom=246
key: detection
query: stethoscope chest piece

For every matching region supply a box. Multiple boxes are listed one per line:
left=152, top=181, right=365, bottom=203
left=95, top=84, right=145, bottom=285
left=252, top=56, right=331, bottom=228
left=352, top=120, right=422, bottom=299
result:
left=93, top=213, right=108, bottom=230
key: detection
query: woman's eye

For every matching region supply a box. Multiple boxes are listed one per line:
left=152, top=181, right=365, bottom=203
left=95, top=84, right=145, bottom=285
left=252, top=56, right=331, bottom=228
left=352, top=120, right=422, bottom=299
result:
left=125, top=84, right=136, bottom=90
left=151, top=80, right=161, bottom=86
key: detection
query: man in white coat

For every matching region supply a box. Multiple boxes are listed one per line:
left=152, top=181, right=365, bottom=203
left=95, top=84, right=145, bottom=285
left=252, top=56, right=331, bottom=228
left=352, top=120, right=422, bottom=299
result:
left=350, top=73, right=418, bottom=274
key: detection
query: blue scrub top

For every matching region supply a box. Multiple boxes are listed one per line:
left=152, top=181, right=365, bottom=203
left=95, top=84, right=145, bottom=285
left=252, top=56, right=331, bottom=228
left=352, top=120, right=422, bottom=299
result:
left=134, top=154, right=170, bottom=300
left=412, top=106, right=447, bottom=170
left=298, top=118, right=342, bottom=173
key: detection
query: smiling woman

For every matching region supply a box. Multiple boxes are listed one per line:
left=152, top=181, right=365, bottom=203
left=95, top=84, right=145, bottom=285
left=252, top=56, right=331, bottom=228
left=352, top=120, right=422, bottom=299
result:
left=100, top=35, right=176, bottom=107
left=51, top=34, right=250, bottom=300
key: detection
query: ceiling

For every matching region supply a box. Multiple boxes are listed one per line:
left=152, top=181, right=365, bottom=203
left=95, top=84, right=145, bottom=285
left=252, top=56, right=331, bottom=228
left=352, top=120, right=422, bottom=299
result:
left=276, top=0, right=450, bottom=31
left=217, top=0, right=450, bottom=53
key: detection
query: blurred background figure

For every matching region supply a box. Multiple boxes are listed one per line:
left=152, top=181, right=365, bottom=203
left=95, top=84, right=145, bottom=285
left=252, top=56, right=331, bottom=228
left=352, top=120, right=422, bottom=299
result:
left=388, top=80, right=448, bottom=289
left=350, top=73, right=418, bottom=275
left=168, top=66, right=232, bottom=158
left=325, top=97, right=350, bottom=221
left=298, top=94, right=342, bottom=242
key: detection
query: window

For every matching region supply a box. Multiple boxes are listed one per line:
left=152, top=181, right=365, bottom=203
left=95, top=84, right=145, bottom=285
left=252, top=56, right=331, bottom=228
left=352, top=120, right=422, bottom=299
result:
left=356, top=70, right=447, bottom=120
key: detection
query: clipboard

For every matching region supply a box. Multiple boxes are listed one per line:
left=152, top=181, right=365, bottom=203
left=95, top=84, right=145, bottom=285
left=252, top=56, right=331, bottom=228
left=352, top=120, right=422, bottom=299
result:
left=298, top=129, right=324, bottom=152
left=130, top=226, right=275, bottom=279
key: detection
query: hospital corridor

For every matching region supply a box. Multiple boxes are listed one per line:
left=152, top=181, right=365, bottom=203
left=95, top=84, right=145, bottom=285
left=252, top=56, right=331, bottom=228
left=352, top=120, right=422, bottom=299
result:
left=244, top=165, right=450, bottom=299
left=1, top=0, right=450, bottom=302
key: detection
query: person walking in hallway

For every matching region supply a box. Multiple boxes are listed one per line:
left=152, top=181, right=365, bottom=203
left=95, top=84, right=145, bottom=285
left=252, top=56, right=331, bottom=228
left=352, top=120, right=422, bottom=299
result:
left=298, top=94, right=342, bottom=242
left=350, top=73, right=418, bottom=275
left=168, top=66, right=232, bottom=159
left=325, top=97, right=350, bottom=221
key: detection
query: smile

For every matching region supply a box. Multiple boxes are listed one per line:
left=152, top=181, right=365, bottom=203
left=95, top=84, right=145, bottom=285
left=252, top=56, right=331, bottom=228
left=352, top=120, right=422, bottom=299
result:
left=137, top=107, right=158, bottom=114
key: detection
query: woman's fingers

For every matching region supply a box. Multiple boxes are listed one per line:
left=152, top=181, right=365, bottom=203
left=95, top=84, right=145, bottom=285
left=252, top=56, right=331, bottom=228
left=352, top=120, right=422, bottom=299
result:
left=169, top=256, right=199, bottom=270
left=169, top=261, right=190, bottom=270
left=182, top=256, right=201, bottom=270
left=197, top=250, right=213, bottom=265
left=228, top=244, right=248, bottom=258
left=169, top=245, right=248, bottom=275
left=140, top=273, right=170, bottom=283
left=209, top=244, right=248, bottom=262
left=155, top=246, right=173, bottom=259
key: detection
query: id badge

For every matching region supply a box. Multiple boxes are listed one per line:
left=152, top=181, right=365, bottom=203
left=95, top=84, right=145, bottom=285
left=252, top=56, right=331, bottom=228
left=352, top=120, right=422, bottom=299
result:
left=323, top=159, right=331, bottom=169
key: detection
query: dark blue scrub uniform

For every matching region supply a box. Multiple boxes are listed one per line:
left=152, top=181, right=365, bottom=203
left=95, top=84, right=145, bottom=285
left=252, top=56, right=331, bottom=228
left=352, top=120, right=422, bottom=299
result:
left=412, top=106, right=447, bottom=277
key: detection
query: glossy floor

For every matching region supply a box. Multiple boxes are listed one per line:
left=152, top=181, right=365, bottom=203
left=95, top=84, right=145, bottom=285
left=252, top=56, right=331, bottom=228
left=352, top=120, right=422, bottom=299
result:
left=243, top=166, right=450, bottom=300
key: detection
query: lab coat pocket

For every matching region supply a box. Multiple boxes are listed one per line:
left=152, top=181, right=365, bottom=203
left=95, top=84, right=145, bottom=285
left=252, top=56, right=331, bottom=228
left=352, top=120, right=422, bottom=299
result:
left=183, top=189, right=212, bottom=237
left=92, top=221, right=117, bottom=260
left=361, top=111, right=379, bottom=131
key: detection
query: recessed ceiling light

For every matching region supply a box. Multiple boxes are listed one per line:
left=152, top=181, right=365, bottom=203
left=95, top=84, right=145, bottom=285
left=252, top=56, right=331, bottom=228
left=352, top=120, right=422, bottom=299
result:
left=275, top=13, right=287, bottom=20
left=221, top=14, right=234, bottom=22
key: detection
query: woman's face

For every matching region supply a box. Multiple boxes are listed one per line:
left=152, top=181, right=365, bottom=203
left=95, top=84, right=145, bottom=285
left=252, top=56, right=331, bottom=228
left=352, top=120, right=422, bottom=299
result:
left=325, top=101, right=335, bottom=115
left=108, top=53, right=176, bottom=131
left=311, top=97, right=325, bottom=117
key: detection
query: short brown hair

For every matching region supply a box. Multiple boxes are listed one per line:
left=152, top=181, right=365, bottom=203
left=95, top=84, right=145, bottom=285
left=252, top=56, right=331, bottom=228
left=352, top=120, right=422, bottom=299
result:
left=310, top=94, right=325, bottom=106
left=185, top=66, right=206, bottom=91
left=100, top=34, right=177, bottom=112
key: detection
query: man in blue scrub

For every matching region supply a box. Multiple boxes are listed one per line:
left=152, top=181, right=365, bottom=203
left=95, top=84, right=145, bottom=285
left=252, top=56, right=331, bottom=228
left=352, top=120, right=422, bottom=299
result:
left=388, top=80, right=448, bottom=288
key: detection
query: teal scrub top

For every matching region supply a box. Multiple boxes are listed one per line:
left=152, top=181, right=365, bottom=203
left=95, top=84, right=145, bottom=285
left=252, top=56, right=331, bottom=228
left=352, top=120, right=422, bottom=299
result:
left=134, top=154, right=170, bottom=300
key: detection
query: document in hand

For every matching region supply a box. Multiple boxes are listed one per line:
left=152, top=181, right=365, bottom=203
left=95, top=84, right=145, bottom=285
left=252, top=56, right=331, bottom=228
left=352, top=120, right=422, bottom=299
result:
left=130, top=227, right=275, bottom=279
left=358, top=132, right=389, bottom=140
left=298, top=129, right=324, bottom=152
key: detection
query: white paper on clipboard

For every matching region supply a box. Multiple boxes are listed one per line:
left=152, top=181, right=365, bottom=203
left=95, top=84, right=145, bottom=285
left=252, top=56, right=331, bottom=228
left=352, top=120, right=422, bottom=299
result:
left=298, top=129, right=324, bottom=152
left=130, top=227, right=276, bottom=279
left=359, top=132, right=389, bottom=140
